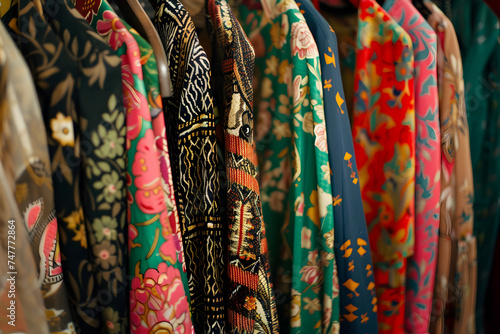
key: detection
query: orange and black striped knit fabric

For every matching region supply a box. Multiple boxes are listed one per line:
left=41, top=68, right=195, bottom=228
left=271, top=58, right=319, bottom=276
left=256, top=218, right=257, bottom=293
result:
left=208, top=0, right=280, bottom=332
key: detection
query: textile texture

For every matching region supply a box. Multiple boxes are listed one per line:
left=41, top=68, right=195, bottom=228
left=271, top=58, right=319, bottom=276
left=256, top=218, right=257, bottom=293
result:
left=298, top=1, right=379, bottom=333
left=239, top=0, right=340, bottom=332
left=155, top=1, right=226, bottom=332
left=74, top=0, right=194, bottom=332
left=0, top=20, right=66, bottom=334
left=382, top=0, right=441, bottom=332
left=440, top=0, right=499, bottom=332
left=208, top=0, right=280, bottom=332
left=425, top=2, right=477, bottom=333
left=352, top=0, right=416, bottom=332
left=43, top=0, right=130, bottom=330
left=2, top=0, right=91, bottom=330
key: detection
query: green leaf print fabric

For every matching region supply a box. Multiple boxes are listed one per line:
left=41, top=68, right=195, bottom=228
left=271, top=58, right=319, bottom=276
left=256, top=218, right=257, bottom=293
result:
left=41, top=0, right=129, bottom=331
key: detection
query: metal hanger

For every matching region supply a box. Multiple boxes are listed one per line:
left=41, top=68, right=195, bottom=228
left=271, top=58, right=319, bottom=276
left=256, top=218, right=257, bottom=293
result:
left=116, top=0, right=172, bottom=98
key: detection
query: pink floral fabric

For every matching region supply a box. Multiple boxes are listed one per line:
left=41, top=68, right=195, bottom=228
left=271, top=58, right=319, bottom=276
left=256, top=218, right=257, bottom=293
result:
left=291, top=21, right=319, bottom=59
left=130, top=263, right=189, bottom=333
left=131, top=129, right=166, bottom=214
left=127, top=22, right=186, bottom=277
left=382, top=0, right=441, bottom=332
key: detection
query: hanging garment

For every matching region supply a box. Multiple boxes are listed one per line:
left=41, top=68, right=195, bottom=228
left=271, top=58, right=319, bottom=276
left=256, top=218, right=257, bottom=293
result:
left=127, top=25, right=181, bottom=253
left=124, top=20, right=191, bottom=300
left=154, top=1, right=225, bottom=332
left=239, top=0, right=340, bottom=332
left=424, top=2, right=477, bottom=333
left=352, top=0, right=416, bottom=332
left=0, top=21, right=60, bottom=334
left=298, top=1, right=379, bottom=333
left=478, top=46, right=500, bottom=334
left=381, top=0, right=440, bottom=332
left=74, top=1, right=194, bottom=332
left=2, top=0, right=95, bottom=331
left=41, top=0, right=130, bottom=330
left=438, top=1, right=500, bottom=332
left=208, top=0, right=280, bottom=332
left=320, top=5, right=358, bottom=124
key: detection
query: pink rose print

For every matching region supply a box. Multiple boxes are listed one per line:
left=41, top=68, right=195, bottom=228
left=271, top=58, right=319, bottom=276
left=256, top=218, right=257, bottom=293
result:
left=126, top=172, right=134, bottom=222
left=293, top=75, right=308, bottom=108
left=174, top=234, right=184, bottom=266
left=157, top=211, right=185, bottom=270
left=301, top=226, right=311, bottom=249
left=121, top=56, right=150, bottom=141
left=332, top=262, right=339, bottom=299
left=300, top=263, right=320, bottom=285
left=159, top=210, right=173, bottom=235
left=130, top=263, right=193, bottom=334
left=125, top=107, right=143, bottom=141
left=124, top=85, right=146, bottom=141
left=293, top=75, right=302, bottom=106
left=97, top=11, right=126, bottom=49
left=291, top=21, right=319, bottom=60
left=314, top=123, right=328, bottom=153
left=300, top=250, right=321, bottom=285
left=132, top=129, right=165, bottom=215
left=128, top=224, right=139, bottom=251
left=295, top=193, right=305, bottom=217
left=323, top=295, right=333, bottom=329
left=96, top=11, right=142, bottom=76
left=159, top=234, right=177, bottom=265
left=133, top=182, right=163, bottom=214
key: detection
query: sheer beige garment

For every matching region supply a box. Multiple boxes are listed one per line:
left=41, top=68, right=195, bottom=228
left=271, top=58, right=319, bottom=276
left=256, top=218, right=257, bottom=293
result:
left=426, top=3, right=477, bottom=334
left=0, top=22, right=50, bottom=334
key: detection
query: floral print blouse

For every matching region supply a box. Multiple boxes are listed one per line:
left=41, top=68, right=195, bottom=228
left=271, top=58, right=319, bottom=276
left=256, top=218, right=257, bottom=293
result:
left=424, top=2, right=476, bottom=333
left=74, top=0, right=193, bottom=332
left=239, top=0, right=340, bottom=332
left=382, top=0, right=441, bottom=332
left=125, top=20, right=191, bottom=299
left=42, top=0, right=130, bottom=330
left=131, top=26, right=183, bottom=273
left=298, top=1, right=379, bottom=333
left=352, top=0, right=415, bottom=332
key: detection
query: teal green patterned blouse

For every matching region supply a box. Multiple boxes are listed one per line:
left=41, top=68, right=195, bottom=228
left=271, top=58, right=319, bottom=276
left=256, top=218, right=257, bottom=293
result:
left=239, top=0, right=340, bottom=332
